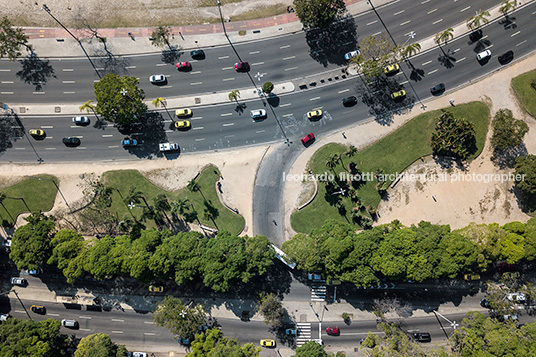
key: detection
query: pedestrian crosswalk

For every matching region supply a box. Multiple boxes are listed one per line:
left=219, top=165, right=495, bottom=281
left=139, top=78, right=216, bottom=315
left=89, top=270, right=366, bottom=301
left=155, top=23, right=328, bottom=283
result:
left=311, top=284, right=326, bottom=301
left=296, top=322, right=311, bottom=347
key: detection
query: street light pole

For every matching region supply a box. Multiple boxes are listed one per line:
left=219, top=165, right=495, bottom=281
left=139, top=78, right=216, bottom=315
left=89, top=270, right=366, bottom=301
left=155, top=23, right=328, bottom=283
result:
left=41, top=4, right=101, bottom=79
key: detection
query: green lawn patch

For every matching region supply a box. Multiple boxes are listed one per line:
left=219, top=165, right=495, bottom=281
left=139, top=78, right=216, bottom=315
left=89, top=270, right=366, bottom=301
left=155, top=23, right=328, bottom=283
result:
left=0, top=175, right=58, bottom=227
left=101, top=165, right=244, bottom=235
left=512, top=69, right=536, bottom=118
left=230, top=4, right=288, bottom=22
left=291, top=102, right=490, bottom=233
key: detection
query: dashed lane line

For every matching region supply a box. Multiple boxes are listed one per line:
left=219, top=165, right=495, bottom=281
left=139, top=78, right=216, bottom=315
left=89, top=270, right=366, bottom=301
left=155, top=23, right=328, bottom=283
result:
left=432, top=19, right=443, bottom=25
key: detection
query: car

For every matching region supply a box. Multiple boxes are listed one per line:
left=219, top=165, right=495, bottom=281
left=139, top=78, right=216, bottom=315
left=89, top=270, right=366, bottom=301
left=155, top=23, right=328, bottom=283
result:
left=121, top=138, right=138, bottom=147
left=480, top=298, right=491, bottom=309
left=24, top=268, right=41, bottom=275
left=501, top=313, right=519, bottom=322
left=342, top=96, right=357, bottom=106
left=175, top=108, right=192, bottom=117
left=149, top=74, right=166, bottom=84
left=464, top=274, right=481, bottom=281
left=506, top=292, right=526, bottom=303
left=127, top=353, right=148, bottom=357
left=413, top=332, right=431, bottom=342
left=148, top=285, right=164, bottom=292
left=384, top=63, right=400, bottom=75
left=307, top=110, right=323, bottom=119
left=0, top=314, right=11, bottom=322
left=498, top=50, right=514, bottom=64
left=250, top=109, right=267, bottom=119
left=260, top=339, right=276, bottom=347
left=190, top=49, right=205, bottom=59
left=72, top=116, right=90, bottom=125
left=301, top=133, right=315, bottom=146
left=503, top=271, right=520, bottom=279
left=308, top=273, right=322, bottom=281
left=178, top=337, right=191, bottom=346
left=29, top=129, right=45, bottom=137
left=476, top=49, right=491, bottom=61
left=62, top=137, right=81, bottom=146
left=344, top=50, right=360, bottom=61
left=326, top=327, right=340, bottom=335
left=326, top=278, right=341, bottom=285
left=30, top=305, right=46, bottom=314
left=285, top=328, right=297, bottom=335
left=175, top=120, right=191, bottom=129
left=61, top=319, right=79, bottom=329
left=234, top=61, right=250, bottom=72
left=390, top=90, right=406, bottom=100
left=469, top=29, right=483, bottom=42
left=10, top=277, right=27, bottom=286
left=430, top=83, right=446, bottom=95
left=176, top=61, right=192, bottom=71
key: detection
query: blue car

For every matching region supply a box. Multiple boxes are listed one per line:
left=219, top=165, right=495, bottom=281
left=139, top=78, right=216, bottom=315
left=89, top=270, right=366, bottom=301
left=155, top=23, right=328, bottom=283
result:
left=121, top=138, right=138, bottom=147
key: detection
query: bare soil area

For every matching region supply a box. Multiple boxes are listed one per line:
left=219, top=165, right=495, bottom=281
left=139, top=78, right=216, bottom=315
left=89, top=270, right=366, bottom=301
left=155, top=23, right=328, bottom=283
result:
left=3, top=0, right=293, bottom=28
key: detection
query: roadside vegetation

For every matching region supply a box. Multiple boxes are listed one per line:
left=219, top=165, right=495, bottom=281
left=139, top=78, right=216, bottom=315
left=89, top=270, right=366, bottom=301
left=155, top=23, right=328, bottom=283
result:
left=291, top=102, right=490, bottom=233
left=512, top=68, right=536, bottom=118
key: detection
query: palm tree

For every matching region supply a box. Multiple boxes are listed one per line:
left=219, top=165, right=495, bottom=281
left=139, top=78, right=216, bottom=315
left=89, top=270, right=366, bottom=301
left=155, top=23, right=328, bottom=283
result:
left=499, top=0, right=517, bottom=17
left=171, top=198, right=190, bottom=217
left=79, top=100, right=99, bottom=121
left=402, top=42, right=421, bottom=58
left=466, top=9, right=491, bottom=30
left=228, top=90, right=241, bottom=103
left=203, top=208, right=219, bottom=230
left=153, top=194, right=171, bottom=224
left=350, top=209, right=362, bottom=224
left=124, top=186, right=143, bottom=206
left=325, top=154, right=340, bottom=174
left=152, top=97, right=173, bottom=121
left=187, top=179, right=206, bottom=201
left=345, top=145, right=358, bottom=159
left=435, top=28, right=454, bottom=46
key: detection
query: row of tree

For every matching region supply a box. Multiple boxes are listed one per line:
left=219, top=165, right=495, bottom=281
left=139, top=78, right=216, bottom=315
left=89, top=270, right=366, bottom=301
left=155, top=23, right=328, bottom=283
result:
left=10, top=213, right=274, bottom=292
left=282, top=218, right=536, bottom=286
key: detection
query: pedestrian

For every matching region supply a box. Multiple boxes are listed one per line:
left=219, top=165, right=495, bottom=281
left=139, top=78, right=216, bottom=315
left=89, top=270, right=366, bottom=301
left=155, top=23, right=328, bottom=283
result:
left=432, top=195, right=437, bottom=202
left=449, top=99, right=455, bottom=106
left=342, top=131, right=347, bottom=139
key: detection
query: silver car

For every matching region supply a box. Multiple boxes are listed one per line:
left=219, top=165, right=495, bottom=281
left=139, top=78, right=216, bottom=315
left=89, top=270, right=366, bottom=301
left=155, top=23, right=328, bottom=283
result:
left=250, top=109, right=266, bottom=119
left=344, top=50, right=360, bottom=61
left=476, top=50, right=491, bottom=61
left=10, top=277, right=27, bottom=286
left=149, top=74, right=166, bottom=84
left=61, top=319, right=78, bottom=328
left=72, top=116, right=90, bottom=125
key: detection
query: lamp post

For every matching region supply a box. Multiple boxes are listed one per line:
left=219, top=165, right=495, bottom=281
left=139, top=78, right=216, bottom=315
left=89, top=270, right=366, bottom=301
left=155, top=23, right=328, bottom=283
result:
left=41, top=4, right=101, bottom=79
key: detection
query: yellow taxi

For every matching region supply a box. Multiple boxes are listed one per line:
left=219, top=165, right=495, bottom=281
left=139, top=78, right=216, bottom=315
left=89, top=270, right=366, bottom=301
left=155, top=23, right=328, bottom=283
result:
left=463, top=274, right=481, bottom=281
left=175, top=120, right=191, bottom=129
left=384, top=63, right=400, bottom=75
left=306, top=110, right=323, bottom=119
left=149, top=285, right=164, bottom=292
left=29, top=129, right=45, bottom=137
left=175, top=108, right=192, bottom=117
left=260, top=339, right=276, bottom=348
left=390, top=90, right=406, bottom=100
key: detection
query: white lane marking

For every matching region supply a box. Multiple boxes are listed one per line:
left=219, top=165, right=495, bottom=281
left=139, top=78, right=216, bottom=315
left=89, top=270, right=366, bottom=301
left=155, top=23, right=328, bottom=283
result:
left=1, top=81, right=14, bottom=84
left=45, top=137, right=53, bottom=139
left=372, top=32, right=382, bottom=36
left=460, top=6, right=470, bottom=12
left=191, top=116, right=203, bottom=120
left=33, top=92, right=45, bottom=95
left=62, top=68, right=74, bottom=72
left=195, top=138, right=205, bottom=142
left=338, top=89, right=350, bottom=94
left=421, top=0, right=430, bottom=3
left=432, top=19, right=443, bottom=25
left=1, top=92, right=14, bottom=94
left=126, top=66, right=136, bottom=69
left=428, top=69, right=438, bottom=75
left=224, top=134, right=234, bottom=138
left=427, top=8, right=437, bottom=14
left=284, top=66, right=298, bottom=71
left=156, top=63, right=167, bottom=66
left=0, top=69, right=11, bottom=72
left=190, top=82, right=203, bottom=85
left=310, top=97, right=321, bottom=101
left=76, top=147, right=87, bottom=150
left=41, top=125, right=54, bottom=128
left=221, top=113, right=233, bottom=117
left=111, top=330, right=123, bottom=334
left=79, top=328, right=91, bottom=332
left=394, top=10, right=405, bottom=16
left=280, top=103, right=291, bottom=107
left=256, top=130, right=265, bottom=133
left=400, top=20, right=411, bottom=26
left=190, top=71, right=201, bottom=74
left=422, top=60, right=432, bottom=66
left=45, top=148, right=56, bottom=150
left=400, top=80, right=408, bottom=85
left=193, top=127, right=204, bottom=130
left=457, top=57, right=466, bottom=62
left=112, top=319, right=124, bottom=322
left=251, top=62, right=264, bottom=66
left=165, top=130, right=173, bottom=133
left=366, top=20, right=377, bottom=25
left=222, top=78, right=235, bottom=81
left=95, top=67, right=104, bottom=71
left=283, top=56, right=296, bottom=60
left=218, top=55, right=230, bottom=59
left=14, top=148, right=25, bottom=150
left=279, top=45, right=291, bottom=49
left=79, top=316, right=92, bottom=319
left=62, top=80, right=75, bottom=83
left=48, top=313, right=59, bottom=316
left=160, top=85, right=172, bottom=89
left=453, top=48, right=460, bottom=53
left=63, top=91, right=76, bottom=94
left=516, top=40, right=527, bottom=46
left=108, top=145, right=119, bottom=148
left=249, top=50, right=260, bottom=54
left=102, top=134, right=113, bottom=138
left=14, top=310, right=25, bottom=313
left=222, top=67, right=233, bottom=70
left=223, top=123, right=234, bottom=127
left=511, top=31, right=521, bottom=37
left=144, top=333, right=156, bottom=336
left=282, top=113, right=293, bottom=117
left=144, top=321, right=155, bottom=324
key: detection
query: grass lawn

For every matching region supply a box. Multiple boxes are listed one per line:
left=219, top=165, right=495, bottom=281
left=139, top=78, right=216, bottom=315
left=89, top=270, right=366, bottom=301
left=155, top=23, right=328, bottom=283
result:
left=101, top=165, right=245, bottom=235
left=291, top=102, right=490, bottom=233
left=230, top=4, right=288, bottom=22
left=512, top=69, right=536, bottom=118
left=0, top=175, right=58, bottom=227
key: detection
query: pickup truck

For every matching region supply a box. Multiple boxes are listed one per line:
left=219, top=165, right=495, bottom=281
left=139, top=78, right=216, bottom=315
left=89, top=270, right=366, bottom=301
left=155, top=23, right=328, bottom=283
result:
left=159, top=142, right=179, bottom=152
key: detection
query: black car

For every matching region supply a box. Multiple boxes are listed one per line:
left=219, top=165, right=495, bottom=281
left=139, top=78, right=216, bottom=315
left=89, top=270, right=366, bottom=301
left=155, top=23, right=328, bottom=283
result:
left=342, top=96, right=358, bottom=106
left=480, top=298, right=491, bottom=309
left=190, top=49, right=205, bottom=59
left=469, top=29, right=483, bottom=42
left=430, top=83, right=445, bottom=95
left=62, top=137, right=81, bottom=146
left=498, top=50, right=514, bottom=64
left=413, top=332, right=431, bottom=342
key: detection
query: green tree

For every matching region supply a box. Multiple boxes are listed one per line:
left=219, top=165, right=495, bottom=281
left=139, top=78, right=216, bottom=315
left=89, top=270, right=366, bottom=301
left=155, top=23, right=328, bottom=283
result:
left=152, top=97, right=174, bottom=121
left=93, top=73, right=147, bottom=126
left=84, top=235, right=122, bottom=280
left=434, top=28, right=454, bottom=46
left=0, top=16, right=31, bottom=61
left=292, top=340, right=329, bottom=357
left=293, top=0, right=347, bottom=29
left=228, top=89, right=241, bottom=103
left=491, top=108, right=528, bottom=151
left=0, top=318, right=68, bottom=356
left=402, top=42, right=421, bottom=58
left=514, top=155, right=536, bottom=195
left=257, top=293, right=284, bottom=329
left=79, top=100, right=99, bottom=121
left=430, top=110, right=476, bottom=159
left=171, top=198, right=191, bottom=217
left=10, top=212, right=55, bottom=270
left=188, top=328, right=261, bottom=357
left=154, top=296, right=209, bottom=340
left=150, top=26, right=173, bottom=51
left=499, top=0, right=517, bottom=17
left=262, top=81, right=274, bottom=94
left=466, top=9, right=491, bottom=30
left=351, top=33, right=399, bottom=78
left=48, top=229, right=86, bottom=284
left=74, top=333, right=128, bottom=357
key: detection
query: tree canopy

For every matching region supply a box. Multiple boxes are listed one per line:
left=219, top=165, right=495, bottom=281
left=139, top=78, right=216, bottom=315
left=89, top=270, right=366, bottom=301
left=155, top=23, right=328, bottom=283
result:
left=352, top=33, right=399, bottom=78
left=292, top=341, right=329, bottom=357
left=293, top=0, right=346, bottom=29
left=154, top=296, right=209, bottom=339
left=256, top=293, right=284, bottom=328
left=0, top=16, right=30, bottom=61
left=515, top=155, right=536, bottom=195
left=74, top=333, right=127, bottom=357
left=93, top=73, right=147, bottom=126
left=430, top=110, right=476, bottom=159
left=187, top=328, right=261, bottom=357
left=491, top=108, right=528, bottom=151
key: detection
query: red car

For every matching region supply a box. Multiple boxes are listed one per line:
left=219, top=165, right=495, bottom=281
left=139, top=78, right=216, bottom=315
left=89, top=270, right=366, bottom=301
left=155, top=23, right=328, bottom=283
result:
left=301, top=133, right=315, bottom=145
left=234, top=61, right=250, bottom=72
left=176, top=61, right=192, bottom=71
left=326, top=327, right=340, bottom=335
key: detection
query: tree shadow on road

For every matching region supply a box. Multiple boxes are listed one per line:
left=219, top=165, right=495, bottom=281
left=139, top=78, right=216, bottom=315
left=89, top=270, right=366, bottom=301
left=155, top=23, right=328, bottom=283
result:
left=0, top=111, right=24, bottom=154
left=16, top=53, right=57, bottom=91
left=161, top=46, right=182, bottom=65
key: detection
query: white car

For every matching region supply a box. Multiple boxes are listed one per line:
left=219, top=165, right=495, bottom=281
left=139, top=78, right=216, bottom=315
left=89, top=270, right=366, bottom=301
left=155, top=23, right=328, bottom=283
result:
left=250, top=109, right=266, bottom=119
left=0, top=314, right=11, bottom=322
left=344, top=50, right=360, bottom=61
left=506, top=292, right=526, bottom=303
left=149, top=74, right=166, bottom=84
left=72, top=116, right=90, bottom=125
left=127, top=353, right=148, bottom=357
left=10, top=277, right=27, bottom=286
left=476, top=49, right=491, bottom=61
